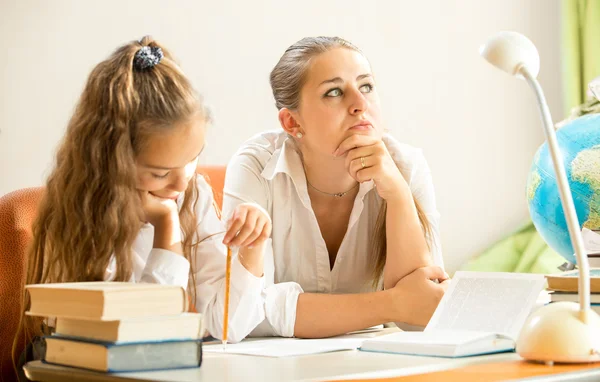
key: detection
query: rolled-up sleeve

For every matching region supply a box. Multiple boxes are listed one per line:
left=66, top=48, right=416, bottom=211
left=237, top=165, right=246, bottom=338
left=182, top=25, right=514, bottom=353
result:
left=251, top=283, right=304, bottom=338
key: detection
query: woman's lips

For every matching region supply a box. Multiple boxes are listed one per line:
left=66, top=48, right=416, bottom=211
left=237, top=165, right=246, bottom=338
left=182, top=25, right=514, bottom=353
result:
left=349, top=124, right=373, bottom=131
left=349, top=120, right=374, bottom=131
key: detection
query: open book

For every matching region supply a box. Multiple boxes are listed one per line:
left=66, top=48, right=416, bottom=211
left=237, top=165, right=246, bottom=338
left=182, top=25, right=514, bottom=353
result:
left=360, top=271, right=546, bottom=358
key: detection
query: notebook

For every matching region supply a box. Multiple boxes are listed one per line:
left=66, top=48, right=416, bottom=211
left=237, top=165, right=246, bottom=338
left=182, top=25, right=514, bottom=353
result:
left=26, top=282, right=187, bottom=320
left=203, top=337, right=365, bottom=357
left=360, top=271, right=546, bottom=358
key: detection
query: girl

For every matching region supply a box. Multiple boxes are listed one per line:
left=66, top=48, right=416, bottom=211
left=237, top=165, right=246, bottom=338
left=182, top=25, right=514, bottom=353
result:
left=15, top=36, right=270, bottom=369
left=223, top=36, right=449, bottom=338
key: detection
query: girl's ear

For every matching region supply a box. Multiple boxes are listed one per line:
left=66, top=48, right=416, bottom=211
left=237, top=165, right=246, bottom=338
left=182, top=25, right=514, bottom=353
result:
left=278, top=108, right=303, bottom=138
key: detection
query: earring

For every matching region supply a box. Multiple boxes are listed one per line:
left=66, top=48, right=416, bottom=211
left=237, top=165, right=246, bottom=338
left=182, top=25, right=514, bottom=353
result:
left=296, top=132, right=303, bottom=138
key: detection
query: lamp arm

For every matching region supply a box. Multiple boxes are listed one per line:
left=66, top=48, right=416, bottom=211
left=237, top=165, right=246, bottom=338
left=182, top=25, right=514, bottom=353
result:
left=519, top=66, right=591, bottom=318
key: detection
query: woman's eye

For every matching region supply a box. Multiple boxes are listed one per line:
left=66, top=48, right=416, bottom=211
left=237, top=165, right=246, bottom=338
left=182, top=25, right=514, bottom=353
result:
left=360, top=83, right=374, bottom=93
left=325, top=88, right=342, bottom=97
left=152, top=172, right=170, bottom=179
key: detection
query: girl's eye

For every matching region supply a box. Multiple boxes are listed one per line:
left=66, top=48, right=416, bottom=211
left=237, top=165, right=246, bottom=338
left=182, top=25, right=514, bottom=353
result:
left=325, top=88, right=342, bottom=97
left=152, top=172, right=170, bottom=179
left=360, top=83, right=374, bottom=93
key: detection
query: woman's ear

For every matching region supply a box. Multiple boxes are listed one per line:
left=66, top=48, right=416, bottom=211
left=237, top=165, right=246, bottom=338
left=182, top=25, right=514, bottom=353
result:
left=278, top=108, right=303, bottom=138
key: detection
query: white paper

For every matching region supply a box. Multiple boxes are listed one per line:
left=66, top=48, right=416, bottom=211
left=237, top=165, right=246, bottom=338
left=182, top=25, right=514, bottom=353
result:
left=425, top=271, right=545, bottom=339
left=582, top=228, right=600, bottom=255
left=203, top=337, right=364, bottom=357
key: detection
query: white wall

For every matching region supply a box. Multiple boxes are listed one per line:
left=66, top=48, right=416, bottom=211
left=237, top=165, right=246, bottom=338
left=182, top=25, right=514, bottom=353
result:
left=0, top=0, right=562, bottom=273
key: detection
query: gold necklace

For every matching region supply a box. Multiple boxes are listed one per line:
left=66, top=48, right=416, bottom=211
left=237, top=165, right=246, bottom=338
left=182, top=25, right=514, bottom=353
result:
left=306, top=179, right=359, bottom=198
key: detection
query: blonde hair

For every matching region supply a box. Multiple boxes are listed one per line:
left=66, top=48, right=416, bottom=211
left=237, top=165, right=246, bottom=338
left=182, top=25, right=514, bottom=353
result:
left=269, top=36, right=432, bottom=287
left=14, top=36, right=209, bottom=361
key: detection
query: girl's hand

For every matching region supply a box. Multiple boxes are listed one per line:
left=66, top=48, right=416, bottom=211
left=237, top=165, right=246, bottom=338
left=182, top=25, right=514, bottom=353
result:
left=335, top=135, right=407, bottom=202
left=140, top=191, right=182, bottom=254
left=140, top=191, right=179, bottom=227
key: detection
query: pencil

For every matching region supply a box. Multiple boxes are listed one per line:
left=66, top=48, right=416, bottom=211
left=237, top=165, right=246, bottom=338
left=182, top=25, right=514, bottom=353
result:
left=223, top=246, right=232, bottom=349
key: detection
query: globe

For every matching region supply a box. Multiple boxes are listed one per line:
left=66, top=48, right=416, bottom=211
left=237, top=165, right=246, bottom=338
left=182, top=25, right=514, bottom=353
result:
left=527, top=113, right=600, bottom=265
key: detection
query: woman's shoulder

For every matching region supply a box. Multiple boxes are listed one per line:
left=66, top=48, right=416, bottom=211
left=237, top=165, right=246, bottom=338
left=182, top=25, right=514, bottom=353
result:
left=229, top=129, right=289, bottom=171
left=382, top=134, right=429, bottom=173
left=237, top=129, right=288, bottom=154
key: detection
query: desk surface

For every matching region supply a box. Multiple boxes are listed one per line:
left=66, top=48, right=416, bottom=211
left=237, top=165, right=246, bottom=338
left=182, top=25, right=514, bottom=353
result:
left=25, top=351, right=520, bottom=382
left=23, top=328, right=600, bottom=382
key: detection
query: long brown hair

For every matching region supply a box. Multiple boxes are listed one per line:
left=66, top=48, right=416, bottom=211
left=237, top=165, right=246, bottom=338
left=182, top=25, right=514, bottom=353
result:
left=14, top=36, right=209, bottom=358
left=269, top=36, right=432, bottom=287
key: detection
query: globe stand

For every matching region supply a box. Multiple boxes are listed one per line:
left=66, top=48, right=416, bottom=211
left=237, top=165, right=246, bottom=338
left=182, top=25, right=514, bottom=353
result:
left=480, top=31, right=600, bottom=363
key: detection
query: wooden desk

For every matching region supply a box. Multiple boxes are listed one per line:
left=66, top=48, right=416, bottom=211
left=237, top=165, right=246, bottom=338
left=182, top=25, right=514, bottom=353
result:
left=335, top=360, right=600, bottom=382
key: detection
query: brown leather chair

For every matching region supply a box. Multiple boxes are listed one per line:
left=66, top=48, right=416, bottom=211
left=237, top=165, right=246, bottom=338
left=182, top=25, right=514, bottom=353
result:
left=0, top=166, right=226, bottom=381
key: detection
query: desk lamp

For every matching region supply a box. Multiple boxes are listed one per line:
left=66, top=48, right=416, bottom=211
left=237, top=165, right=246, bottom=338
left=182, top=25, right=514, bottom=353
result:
left=480, top=31, right=600, bottom=363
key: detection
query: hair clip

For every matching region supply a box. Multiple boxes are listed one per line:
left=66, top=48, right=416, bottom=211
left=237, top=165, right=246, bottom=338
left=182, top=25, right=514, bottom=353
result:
left=133, top=46, right=164, bottom=71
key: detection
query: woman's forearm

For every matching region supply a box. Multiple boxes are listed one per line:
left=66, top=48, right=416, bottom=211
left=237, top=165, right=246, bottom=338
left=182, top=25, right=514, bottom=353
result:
left=238, top=244, right=265, bottom=277
left=293, top=290, right=394, bottom=338
left=383, top=185, right=432, bottom=290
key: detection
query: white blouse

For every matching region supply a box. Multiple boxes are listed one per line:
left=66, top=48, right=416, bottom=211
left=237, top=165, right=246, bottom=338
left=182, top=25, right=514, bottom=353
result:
left=223, top=130, right=444, bottom=338
left=104, top=175, right=265, bottom=343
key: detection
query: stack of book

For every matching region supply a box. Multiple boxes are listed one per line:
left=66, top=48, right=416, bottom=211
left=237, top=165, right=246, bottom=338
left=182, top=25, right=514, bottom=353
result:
left=26, top=282, right=203, bottom=373
left=545, top=269, right=600, bottom=314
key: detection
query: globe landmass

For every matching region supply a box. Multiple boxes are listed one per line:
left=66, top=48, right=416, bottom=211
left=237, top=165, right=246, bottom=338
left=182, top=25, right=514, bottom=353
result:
left=528, top=114, right=600, bottom=265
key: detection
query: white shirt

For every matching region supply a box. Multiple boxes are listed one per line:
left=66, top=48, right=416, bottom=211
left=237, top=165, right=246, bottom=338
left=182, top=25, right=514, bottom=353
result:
left=104, top=175, right=265, bottom=343
left=223, top=130, right=444, bottom=338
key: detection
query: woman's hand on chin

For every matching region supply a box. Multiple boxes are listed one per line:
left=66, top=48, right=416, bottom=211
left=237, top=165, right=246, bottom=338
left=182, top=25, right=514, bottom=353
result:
left=336, top=134, right=407, bottom=202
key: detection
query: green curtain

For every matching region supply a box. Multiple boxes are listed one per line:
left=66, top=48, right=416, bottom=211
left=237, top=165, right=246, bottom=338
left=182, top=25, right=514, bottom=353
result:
left=461, top=222, right=565, bottom=274
left=459, top=1, right=600, bottom=274
left=561, top=0, right=600, bottom=115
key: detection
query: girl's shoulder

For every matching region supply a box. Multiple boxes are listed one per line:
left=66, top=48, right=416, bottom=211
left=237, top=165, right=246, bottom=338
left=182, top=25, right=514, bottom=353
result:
left=177, top=174, right=217, bottom=214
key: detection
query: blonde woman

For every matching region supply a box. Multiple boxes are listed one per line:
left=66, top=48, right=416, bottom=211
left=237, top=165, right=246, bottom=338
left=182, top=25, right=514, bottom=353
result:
left=224, top=37, right=449, bottom=339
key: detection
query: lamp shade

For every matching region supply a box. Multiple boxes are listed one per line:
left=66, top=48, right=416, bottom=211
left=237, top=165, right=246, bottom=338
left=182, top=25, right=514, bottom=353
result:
left=479, top=31, right=540, bottom=79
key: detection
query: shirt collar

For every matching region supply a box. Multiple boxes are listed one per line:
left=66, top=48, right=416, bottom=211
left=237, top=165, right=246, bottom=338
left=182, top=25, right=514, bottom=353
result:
left=260, top=135, right=303, bottom=181
left=260, top=135, right=376, bottom=208
left=261, top=136, right=312, bottom=208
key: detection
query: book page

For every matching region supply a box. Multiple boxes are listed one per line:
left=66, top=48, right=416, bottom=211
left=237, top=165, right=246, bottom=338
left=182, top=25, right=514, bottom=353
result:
left=425, top=272, right=545, bottom=339
left=365, top=330, right=496, bottom=346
